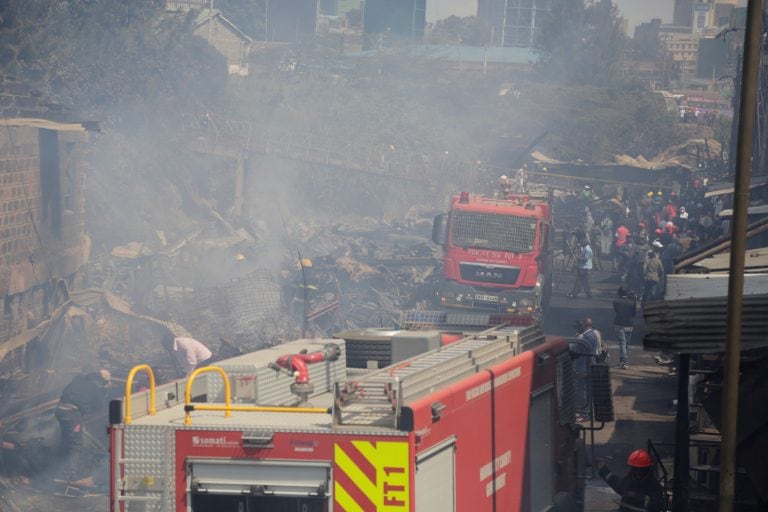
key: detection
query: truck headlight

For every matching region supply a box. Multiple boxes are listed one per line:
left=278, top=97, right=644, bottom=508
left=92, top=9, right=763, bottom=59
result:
left=518, top=298, right=534, bottom=312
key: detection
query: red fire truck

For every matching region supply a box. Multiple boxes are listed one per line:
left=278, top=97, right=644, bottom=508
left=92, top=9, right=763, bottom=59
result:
left=108, top=324, right=584, bottom=511
left=431, top=186, right=553, bottom=325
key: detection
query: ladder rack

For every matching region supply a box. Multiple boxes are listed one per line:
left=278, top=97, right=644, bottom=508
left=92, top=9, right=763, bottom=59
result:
left=333, top=325, right=544, bottom=429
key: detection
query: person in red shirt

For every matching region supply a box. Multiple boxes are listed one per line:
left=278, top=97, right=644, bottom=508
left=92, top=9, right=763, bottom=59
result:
left=613, top=224, right=631, bottom=274
left=664, top=200, right=677, bottom=219
left=615, top=225, right=630, bottom=247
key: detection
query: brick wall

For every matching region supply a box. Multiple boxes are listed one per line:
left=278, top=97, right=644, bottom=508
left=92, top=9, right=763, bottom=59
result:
left=0, top=79, right=92, bottom=346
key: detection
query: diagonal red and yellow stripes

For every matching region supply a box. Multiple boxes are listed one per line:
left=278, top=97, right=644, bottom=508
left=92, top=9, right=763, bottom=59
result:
left=334, top=440, right=410, bottom=512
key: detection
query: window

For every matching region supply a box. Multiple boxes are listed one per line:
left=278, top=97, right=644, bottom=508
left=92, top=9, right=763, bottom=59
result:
left=451, top=211, right=537, bottom=253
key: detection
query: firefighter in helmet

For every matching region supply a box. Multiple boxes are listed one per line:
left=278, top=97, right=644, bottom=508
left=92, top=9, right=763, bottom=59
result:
left=597, top=449, right=665, bottom=512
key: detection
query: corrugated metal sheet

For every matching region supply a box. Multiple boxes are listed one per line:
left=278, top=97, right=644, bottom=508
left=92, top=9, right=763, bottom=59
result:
left=643, top=295, right=768, bottom=353
left=685, top=248, right=768, bottom=272
left=665, top=273, right=768, bottom=299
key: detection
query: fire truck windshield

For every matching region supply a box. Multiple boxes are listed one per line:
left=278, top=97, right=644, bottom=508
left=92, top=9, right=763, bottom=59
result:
left=451, top=211, right=537, bottom=253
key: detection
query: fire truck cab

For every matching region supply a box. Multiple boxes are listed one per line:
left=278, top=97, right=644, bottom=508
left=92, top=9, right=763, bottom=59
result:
left=109, top=325, right=583, bottom=512
left=432, top=189, right=553, bottom=325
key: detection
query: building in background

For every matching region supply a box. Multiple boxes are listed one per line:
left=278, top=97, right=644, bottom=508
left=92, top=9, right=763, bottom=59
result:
left=362, top=0, right=426, bottom=50
left=660, top=26, right=700, bottom=82
left=320, top=0, right=338, bottom=15
left=673, top=0, right=694, bottom=27
left=697, top=36, right=729, bottom=80
left=477, top=0, right=552, bottom=48
left=338, top=0, right=362, bottom=17
left=194, top=9, right=253, bottom=75
left=266, top=0, right=319, bottom=42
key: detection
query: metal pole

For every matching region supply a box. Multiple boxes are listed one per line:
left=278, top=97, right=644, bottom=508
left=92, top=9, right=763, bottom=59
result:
left=500, top=0, right=508, bottom=48
left=719, top=1, right=762, bottom=511
left=671, top=354, right=690, bottom=512
left=298, top=251, right=309, bottom=339
left=208, top=0, right=213, bottom=42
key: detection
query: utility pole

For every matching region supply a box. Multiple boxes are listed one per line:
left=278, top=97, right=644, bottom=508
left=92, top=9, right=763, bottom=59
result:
left=208, top=0, right=213, bottom=43
left=719, top=1, right=762, bottom=511
left=500, top=0, right=509, bottom=48
left=265, top=0, right=269, bottom=41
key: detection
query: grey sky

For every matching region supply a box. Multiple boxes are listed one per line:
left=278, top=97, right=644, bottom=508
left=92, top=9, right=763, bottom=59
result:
left=426, top=0, right=675, bottom=35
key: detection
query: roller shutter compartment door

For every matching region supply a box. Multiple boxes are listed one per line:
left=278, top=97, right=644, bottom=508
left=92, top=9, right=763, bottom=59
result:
left=415, top=440, right=456, bottom=512
left=189, top=459, right=330, bottom=512
left=528, top=389, right=554, bottom=512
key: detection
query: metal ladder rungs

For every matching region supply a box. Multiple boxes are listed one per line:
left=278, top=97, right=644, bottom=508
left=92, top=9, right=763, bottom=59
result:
left=118, top=495, right=163, bottom=502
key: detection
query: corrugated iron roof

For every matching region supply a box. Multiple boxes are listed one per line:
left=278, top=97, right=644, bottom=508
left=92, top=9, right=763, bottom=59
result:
left=643, top=295, right=768, bottom=353
left=684, top=248, right=768, bottom=273
left=665, top=272, right=768, bottom=299
left=195, top=8, right=254, bottom=41
left=350, top=45, right=536, bottom=64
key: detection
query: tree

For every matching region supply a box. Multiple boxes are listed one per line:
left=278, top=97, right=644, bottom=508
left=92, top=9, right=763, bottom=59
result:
left=426, top=16, right=492, bottom=46
left=534, top=0, right=626, bottom=85
left=0, top=0, right=227, bottom=117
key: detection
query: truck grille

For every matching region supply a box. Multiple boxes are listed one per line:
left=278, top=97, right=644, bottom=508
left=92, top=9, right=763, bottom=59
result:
left=451, top=211, right=536, bottom=253
left=459, top=263, right=520, bottom=285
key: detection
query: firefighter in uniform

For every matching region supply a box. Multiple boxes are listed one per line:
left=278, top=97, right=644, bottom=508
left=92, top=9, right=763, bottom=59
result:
left=55, top=370, right=111, bottom=480
left=288, top=258, right=318, bottom=317
left=597, top=449, right=664, bottom=512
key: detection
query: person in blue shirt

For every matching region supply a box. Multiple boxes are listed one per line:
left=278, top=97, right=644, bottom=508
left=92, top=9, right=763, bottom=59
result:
left=568, top=237, right=594, bottom=299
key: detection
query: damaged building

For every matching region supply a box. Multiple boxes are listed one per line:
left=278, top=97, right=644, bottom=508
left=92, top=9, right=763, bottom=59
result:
left=0, top=79, right=98, bottom=379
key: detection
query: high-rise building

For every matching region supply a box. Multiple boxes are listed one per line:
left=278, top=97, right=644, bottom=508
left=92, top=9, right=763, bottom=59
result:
left=477, top=0, right=552, bottom=48
left=362, top=0, right=426, bottom=49
left=673, top=0, right=694, bottom=27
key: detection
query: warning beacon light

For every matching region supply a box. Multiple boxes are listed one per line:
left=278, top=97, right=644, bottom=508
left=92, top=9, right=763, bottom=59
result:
left=459, top=192, right=470, bottom=203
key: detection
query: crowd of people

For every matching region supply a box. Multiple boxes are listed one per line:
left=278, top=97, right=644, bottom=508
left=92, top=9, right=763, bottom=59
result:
left=558, top=172, right=748, bottom=377
left=565, top=175, right=738, bottom=305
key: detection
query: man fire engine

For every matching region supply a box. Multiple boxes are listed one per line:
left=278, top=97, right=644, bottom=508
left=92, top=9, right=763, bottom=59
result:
left=431, top=180, right=553, bottom=325
left=109, top=324, right=587, bottom=511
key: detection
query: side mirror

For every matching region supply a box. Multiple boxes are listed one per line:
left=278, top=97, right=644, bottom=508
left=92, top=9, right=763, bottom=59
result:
left=432, top=214, right=447, bottom=246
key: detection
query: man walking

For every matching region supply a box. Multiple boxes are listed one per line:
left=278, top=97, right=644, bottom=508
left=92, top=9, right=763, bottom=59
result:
left=642, top=251, right=664, bottom=303
left=613, top=287, right=637, bottom=369
left=569, top=237, right=593, bottom=299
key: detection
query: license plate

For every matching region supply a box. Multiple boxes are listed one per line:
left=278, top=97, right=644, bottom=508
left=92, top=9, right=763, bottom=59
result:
left=474, top=293, right=499, bottom=302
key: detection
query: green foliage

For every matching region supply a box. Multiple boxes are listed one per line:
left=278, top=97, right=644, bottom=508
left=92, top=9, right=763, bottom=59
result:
left=535, top=0, right=626, bottom=85
left=426, top=16, right=492, bottom=46
left=0, top=0, right=227, bottom=118
left=527, top=81, right=686, bottom=161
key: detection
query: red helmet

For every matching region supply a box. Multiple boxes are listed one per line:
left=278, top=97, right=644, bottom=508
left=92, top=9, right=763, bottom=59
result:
left=627, top=449, right=653, bottom=468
